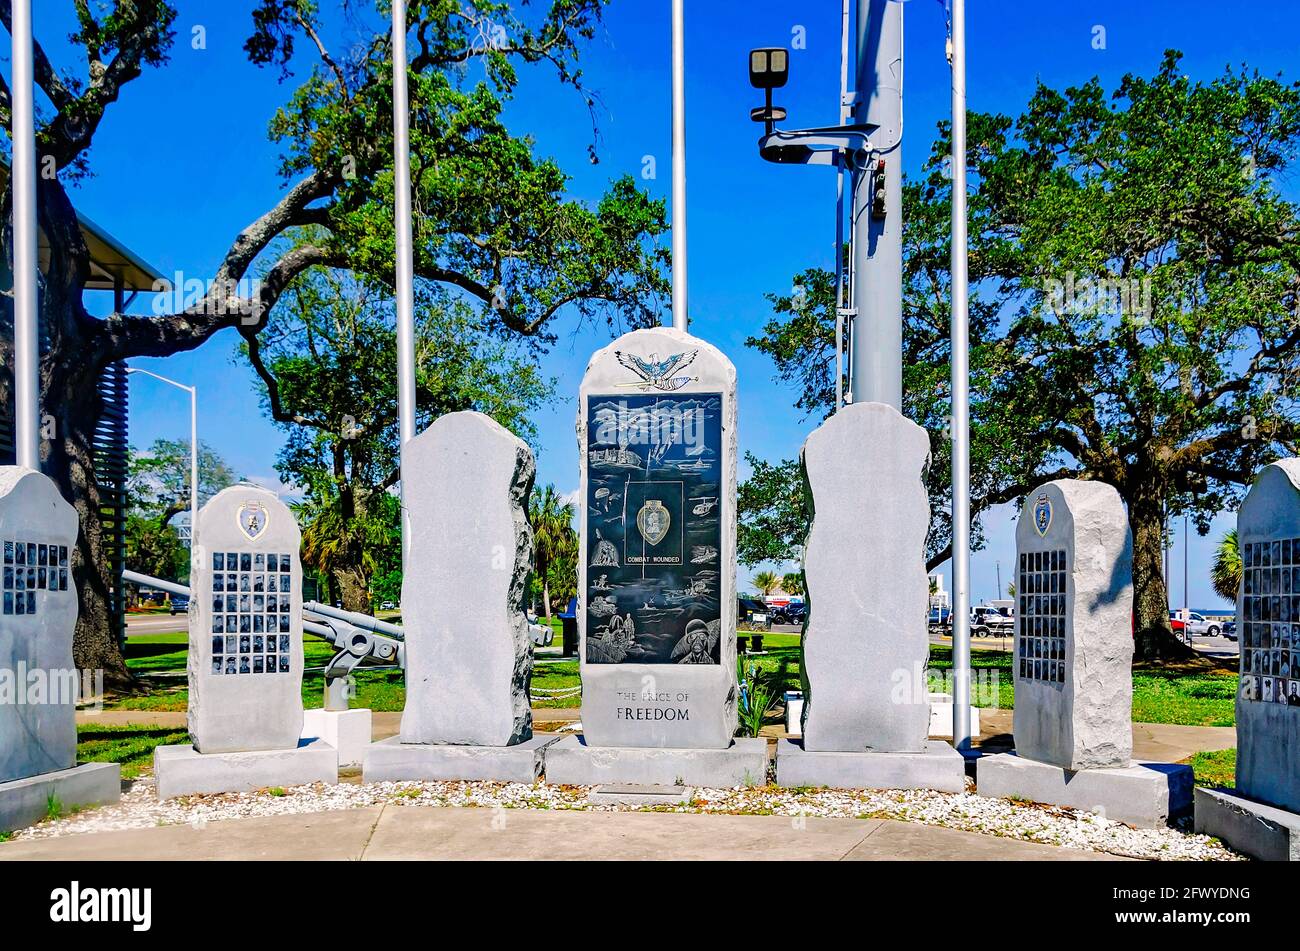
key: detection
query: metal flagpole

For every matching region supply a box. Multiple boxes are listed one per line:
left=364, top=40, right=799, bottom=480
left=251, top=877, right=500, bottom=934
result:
left=11, top=0, right=40, bottom=471
left=392, top=0, right=417, bottom=560
left=949, top=0, right=973, bottom=751
left=670, top=0, right=688, bottom=333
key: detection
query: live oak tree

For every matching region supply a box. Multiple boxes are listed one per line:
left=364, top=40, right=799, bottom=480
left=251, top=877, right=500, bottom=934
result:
left=746, top=53, right=1300, bottom=661
left=246, top=266, right=549, bottom=614
left=0, top=1, right=668, bottom=684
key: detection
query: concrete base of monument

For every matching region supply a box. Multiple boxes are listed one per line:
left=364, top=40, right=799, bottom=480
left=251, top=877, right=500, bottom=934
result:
left=154, top=739, right=338, bottom=800
left=0, top=763, right=121, bottom=833
left=302, top=708, right=372, bottom=769
left=363, top=734, right=558, bottom=784
left=1194, top=787, right=1300, bottom=860
left=544, top=736, right=769, bottom=788
left=977, top=753, right=1192, bottom=829
left=775, top=739, right=966, bottom=792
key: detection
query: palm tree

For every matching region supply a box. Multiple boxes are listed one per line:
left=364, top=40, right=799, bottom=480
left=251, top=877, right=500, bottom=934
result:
left=753, top=571, right=780, bottom=597
left=530, top=485, right=575, bottom=619
left=781, top=572, right=804, bottom=597
left=1211, top=529, right=1242, bottom=604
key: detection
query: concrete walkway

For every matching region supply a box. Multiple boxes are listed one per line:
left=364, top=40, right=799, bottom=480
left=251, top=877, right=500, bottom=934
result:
left=0, top=806, right=1123, bottom=861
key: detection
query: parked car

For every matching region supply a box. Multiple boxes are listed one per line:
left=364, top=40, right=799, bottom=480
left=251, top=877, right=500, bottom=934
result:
left=1222, top=620, right=1237, bottom=642
left=527, top=615, right=554, bottom=647
left=1169, top=610, right=1221, bottom=637
left=169, top=595, right=189, bottom=616
left=928, top=606, right=952, bottom=630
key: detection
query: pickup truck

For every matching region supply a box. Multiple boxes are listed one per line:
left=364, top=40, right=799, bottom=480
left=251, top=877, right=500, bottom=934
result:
left=972, top=606, right=1014, bottom=636
left=1169, top=611, right=1222, bottom=637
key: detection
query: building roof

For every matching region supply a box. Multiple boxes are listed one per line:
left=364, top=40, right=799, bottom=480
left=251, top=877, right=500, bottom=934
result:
left=0, top=159, right=164, bottom=293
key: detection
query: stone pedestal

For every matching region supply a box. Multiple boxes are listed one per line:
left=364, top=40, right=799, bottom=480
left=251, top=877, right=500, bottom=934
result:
left=154, top=739, right=337, bottom=800
left=774, top=739, right=965, bottom=792
left=302, top=708, right=372, bottom=769
left=571, top=327, right=740, bottom=784
left=977, top=753, right=1192, bottom=829
left=190, top=486, right=305, bottom=754
left=800, top=403, right=932, bottom=753
left=400, top=412, right=535, bottom=748
left=1194, top=787, right=1300, bottom=861
left=0, top=763, right=121, bottom=834
left=545, top=735, right=767, bottom=788
left=363, top=735, right=556, bottom=784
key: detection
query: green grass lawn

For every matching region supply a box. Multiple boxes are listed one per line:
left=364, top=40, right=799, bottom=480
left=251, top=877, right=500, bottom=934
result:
left=77, top=724, right=190, bottom=779
left=110, top=628, right=1239, bottom=729
left=1186, top=748, right=1236, bottom=788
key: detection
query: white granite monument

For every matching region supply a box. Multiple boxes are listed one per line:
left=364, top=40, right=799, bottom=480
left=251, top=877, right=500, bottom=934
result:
left=0, top=467, right=120, bottom=832
left=774, top=402, right=965, bottom=791
left=363, top=411, right=556, bottom=782
left=544, top=326, right=767, bottom=787
left=1196, top=459, right=1300, bottom=857
left=977, top=479, right=1192, bottom=827
left=153, top=485, right=336, bottom=799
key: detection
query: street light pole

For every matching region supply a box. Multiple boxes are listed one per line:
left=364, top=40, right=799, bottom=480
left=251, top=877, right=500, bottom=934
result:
left=670, top=0, right=688, bottom=333
left=850, top=0, right=903, bottom=408
left=125, top=369, right=198, bottom=551
left=392, top=0, right=417, bottom=565
left=11, top=0, right=40, bottom=471
left=949, top=0, right=973, bottom=752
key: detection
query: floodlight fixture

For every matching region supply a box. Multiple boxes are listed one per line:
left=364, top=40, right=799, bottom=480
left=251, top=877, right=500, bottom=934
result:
left=748, top=48, right=789, bottom=90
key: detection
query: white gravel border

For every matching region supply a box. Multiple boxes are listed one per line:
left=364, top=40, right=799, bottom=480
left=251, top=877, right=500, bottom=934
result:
left=8, top=774, right=1241, bottom=861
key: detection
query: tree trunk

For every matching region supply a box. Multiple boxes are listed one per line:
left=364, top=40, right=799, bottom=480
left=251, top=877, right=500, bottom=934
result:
left=542, top=577, right=552, bottom=620
left=1128, top=487, right=1197, bottom=663
left=2, top=178, right=133, bottom=689
left=334, top=565, right=371, bottom=615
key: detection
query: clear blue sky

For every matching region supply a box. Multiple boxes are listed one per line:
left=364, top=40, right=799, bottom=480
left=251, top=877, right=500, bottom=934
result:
left=17, top=0, right=1300, bottom=609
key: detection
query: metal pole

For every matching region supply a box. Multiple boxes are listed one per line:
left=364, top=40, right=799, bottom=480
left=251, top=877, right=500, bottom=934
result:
left=190, top=386, right=199, bottom=551
left=949, top=0, right=972, bottom=752
left=670, top=0, right=688, bottom=332
left=392, top=0, right=417, bottom=560
left=11, top=0, right=40, bottom=470
left=1183, top=514, right=1191, bottom=646
left=833, top=0, right=852, bottom=411
left=850, top=0, right=904, bottom=409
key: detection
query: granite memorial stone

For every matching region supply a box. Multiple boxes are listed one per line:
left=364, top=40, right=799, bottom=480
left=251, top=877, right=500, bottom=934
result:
left=399, top=411, right=535, bottom=747
left=977, top=479, right=1192, bottom=828
left=799, top=402, right=932, bottom=753
left=188, top=486, right=307, bottom=753
left=1196, top=460, right=1300, bottom=856
left=0, top=467, right=120, bottom=831
left=1010, top=480, right=1133, bottom=769
left=545, top=327, right=766, bottom=787
left=773, top=402, right=964, bottom=792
